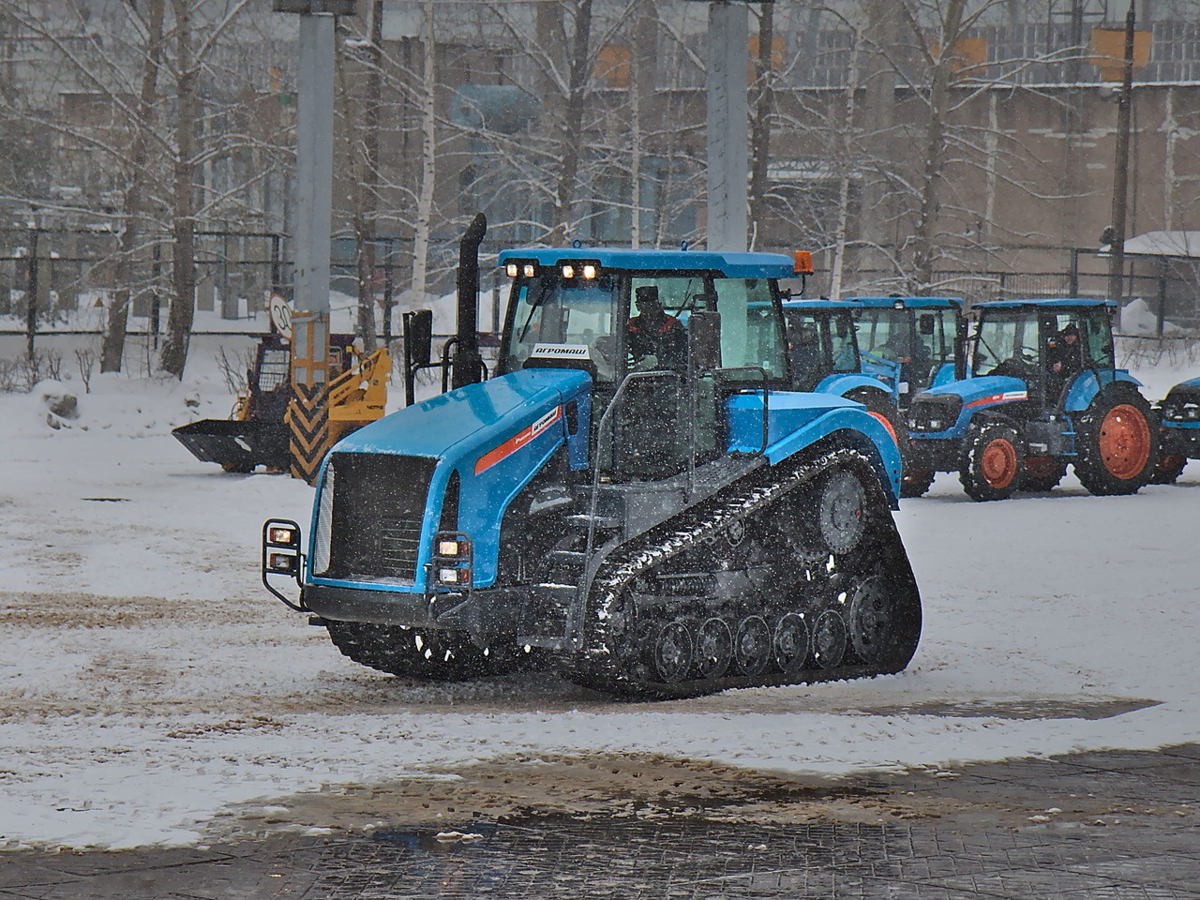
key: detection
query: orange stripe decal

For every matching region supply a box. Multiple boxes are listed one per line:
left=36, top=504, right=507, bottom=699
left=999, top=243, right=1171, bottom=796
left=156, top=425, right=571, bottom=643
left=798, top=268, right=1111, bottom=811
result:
left=867, top=411, right=899, bottom=447
left=474, top=406, right=563, bottom=474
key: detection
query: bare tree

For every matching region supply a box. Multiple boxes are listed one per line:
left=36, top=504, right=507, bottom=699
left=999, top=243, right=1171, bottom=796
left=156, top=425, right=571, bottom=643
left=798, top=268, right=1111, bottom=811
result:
left=100, top=0, right=165, bottom=374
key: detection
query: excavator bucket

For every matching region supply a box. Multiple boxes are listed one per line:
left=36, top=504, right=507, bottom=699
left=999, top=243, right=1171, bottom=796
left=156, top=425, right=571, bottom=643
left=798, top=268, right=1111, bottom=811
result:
left=172, top=419, right=291, bottom=473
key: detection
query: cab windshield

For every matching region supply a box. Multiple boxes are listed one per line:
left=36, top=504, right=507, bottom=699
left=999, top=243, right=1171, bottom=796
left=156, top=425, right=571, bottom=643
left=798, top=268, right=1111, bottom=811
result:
left=500, top=275, right=621, bottom=381
left=499, top=270, right=788, bottom=384
left=857, top=305, right=957, bottom=391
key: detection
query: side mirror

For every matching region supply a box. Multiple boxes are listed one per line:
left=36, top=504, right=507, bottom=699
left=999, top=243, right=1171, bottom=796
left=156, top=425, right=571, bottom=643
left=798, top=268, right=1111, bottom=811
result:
left=688, top=311, right=722, bottom=374
left=405, top=309, right=433, bottom=368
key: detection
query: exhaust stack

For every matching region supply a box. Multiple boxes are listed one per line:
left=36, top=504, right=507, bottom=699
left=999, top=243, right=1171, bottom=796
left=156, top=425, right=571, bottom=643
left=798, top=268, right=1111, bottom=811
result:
left=452, top=212, right=488, bottom=389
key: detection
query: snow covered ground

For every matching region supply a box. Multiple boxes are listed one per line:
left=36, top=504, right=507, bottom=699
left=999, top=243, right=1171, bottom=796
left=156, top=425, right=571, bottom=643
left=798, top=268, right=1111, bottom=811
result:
left=1, top=336, right=1198, bottom=851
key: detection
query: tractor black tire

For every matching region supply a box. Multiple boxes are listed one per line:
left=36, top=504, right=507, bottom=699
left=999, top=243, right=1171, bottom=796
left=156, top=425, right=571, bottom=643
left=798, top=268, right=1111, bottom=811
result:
left=847, top=390, right=910, bottom=493
left=1151, top=430, right=1188, bottom=484
left=1020, top=456, right=1068, bottom=492
left=959, top=420, right=1026, bottom=502
left=900, top=467, right=936, bottom=498
left=1074, top=386, right=1157, bottom=496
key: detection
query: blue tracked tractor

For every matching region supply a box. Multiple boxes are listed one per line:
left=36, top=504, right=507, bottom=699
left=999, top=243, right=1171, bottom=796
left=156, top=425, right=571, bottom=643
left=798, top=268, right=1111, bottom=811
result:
left=1152, top=376, right=1200, bottom=483
left=904, top=299, right=1157, bottom=501
left=262, top=217, right=921, bottom=698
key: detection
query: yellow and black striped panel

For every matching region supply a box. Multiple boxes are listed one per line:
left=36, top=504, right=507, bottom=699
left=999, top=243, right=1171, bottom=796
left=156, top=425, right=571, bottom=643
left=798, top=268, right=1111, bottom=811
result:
left=288, top=382, right=335, bottom=484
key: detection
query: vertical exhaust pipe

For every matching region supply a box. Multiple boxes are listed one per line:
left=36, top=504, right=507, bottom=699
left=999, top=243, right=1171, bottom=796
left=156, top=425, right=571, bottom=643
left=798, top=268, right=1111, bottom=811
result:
left=452, top=212, right=488, bottom=389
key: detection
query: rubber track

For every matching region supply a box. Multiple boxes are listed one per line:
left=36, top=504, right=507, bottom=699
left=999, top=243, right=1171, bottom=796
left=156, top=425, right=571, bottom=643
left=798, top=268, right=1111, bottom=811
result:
left=563, top=447, right=922, bottom=699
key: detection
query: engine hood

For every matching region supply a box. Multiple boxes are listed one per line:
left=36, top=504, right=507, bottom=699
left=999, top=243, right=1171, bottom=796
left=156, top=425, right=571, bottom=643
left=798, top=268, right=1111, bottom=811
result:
left=920, top=374, right=1028, bottom=407
left=333, top=367, right=591, bottom=465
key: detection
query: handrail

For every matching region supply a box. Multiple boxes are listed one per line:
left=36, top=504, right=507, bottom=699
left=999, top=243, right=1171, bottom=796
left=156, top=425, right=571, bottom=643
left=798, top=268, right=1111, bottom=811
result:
left=717, top=366, right=771, bottom=456
left=584, top=368, right=682, bottom=565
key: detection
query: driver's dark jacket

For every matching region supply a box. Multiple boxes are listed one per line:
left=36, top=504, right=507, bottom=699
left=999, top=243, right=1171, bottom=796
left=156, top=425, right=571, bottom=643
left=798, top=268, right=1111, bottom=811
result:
left=628, top=314, right=686, bottom=369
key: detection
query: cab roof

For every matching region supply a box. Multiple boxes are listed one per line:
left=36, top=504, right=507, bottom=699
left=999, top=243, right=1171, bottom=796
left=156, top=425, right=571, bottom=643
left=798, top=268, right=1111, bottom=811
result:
left=497, top=247, right=795, bottom=279
left=846, top=296, right=964, bottom=309
left=976, top=298, right=1117, bottom=309
left=782, top=298, right=862, bottom=310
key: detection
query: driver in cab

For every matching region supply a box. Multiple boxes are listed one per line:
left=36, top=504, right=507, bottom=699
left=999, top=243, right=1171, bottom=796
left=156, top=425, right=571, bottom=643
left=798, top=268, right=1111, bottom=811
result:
left=627, top=285, right=686, bottom=370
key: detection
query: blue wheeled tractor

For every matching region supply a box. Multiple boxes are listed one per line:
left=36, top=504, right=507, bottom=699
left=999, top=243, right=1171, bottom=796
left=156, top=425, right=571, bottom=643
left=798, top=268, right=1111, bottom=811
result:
left=904, top=299, right=1158, bottom=501
left=782, top=298, right=907, bottom=468
left=846, top=297, right=966, bottom=496
left=261, top=217, right=922, bottom=699
left=1152, top=376, right=1200, bottom=483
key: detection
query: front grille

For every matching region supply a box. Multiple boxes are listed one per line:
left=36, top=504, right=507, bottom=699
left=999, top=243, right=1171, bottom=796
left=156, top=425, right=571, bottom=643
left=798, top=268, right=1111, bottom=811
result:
left=908, top=395, right=962, bottom=433
left=317, top=452, right=436, bottom=582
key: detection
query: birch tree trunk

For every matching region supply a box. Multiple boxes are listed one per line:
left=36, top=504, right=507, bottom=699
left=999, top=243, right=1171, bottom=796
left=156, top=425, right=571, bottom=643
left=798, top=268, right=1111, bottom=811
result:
left=351, top=0, right=383, bottom=352
left=829, top=30, right=865, bottom=301
left=101, top=0, right=165, bottom=373
left=159, top=0, right=198, bottom=379
left=550, top=0, right=593, bottom=247
left=748, top=1, right=774, bottom=250
left=912, top=0, right=967, bottom=290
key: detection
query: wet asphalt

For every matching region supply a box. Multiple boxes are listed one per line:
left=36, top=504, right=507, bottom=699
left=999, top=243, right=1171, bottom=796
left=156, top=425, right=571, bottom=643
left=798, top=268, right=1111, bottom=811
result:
left=3, top=743, right=1200, bottom=899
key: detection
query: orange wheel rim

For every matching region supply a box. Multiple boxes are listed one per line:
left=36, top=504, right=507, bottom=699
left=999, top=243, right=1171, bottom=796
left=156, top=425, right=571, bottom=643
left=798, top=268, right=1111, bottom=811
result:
left=1098, top=404, right=1151, bottom=479
left=981, top=438, right=1017, bottom=489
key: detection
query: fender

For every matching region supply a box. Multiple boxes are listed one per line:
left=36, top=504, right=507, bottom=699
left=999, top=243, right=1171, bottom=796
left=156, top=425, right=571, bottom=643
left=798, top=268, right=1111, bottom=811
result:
left=816, top=372, right=899, bottom=404
left=1063, top=368, right=1144, bottom=412
left=309, top=368, right=592, bottom=592
left=930, top=362, right=958, bottom=389
left=727, top=392, right=901, bottom=507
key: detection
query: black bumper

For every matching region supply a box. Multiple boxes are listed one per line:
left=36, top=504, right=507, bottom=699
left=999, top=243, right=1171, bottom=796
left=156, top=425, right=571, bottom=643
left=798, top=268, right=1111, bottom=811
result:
left=303, top=582, right=529, bottom=637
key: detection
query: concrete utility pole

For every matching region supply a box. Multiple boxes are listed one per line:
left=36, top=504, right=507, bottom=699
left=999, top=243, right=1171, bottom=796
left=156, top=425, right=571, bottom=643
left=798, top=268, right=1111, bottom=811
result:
left=1107, top=2, right=1136, bottom=305
left=706, top=0, right=749, bottom=252
left=273, top=0, right=353, bottom=482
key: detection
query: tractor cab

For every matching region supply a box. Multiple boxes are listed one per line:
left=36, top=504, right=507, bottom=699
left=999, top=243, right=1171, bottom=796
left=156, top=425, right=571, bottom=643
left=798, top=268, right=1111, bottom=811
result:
left=971, top=300, right=1116, bottom=410
left=848, top=297, right=965, bottom=404
left=780, top=299, right=867, bottom=393
left=496, top=249, right=794, bottom=480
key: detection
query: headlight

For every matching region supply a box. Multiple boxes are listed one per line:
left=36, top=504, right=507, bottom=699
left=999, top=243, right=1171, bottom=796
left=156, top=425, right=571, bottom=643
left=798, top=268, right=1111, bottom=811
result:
left=582, top=264, right=597, bottom=279
left=506, top=263, right=519, bottom=278
left=267, top=525, right=296, bottom=545
left=523, top=264, right=535, bottom=278
left=562, top=264, right=575, bottom=279
left=432, top=531, right=472, bottom=589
